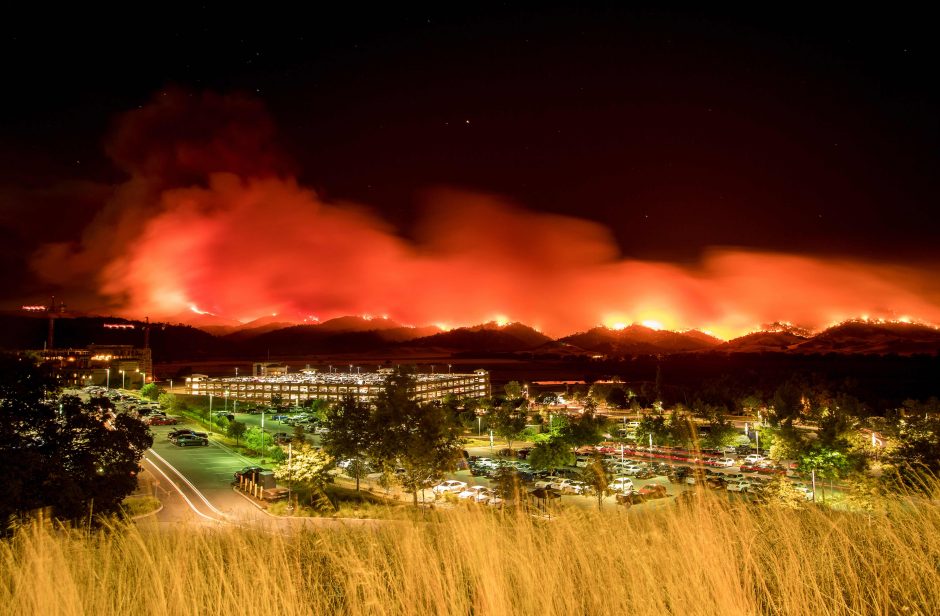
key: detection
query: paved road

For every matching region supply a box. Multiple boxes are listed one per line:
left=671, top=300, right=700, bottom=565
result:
left=144, top=424, right=273, bottom=525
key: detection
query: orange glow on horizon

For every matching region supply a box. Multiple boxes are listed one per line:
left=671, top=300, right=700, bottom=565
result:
left=28, top=94, right=940, bottom=339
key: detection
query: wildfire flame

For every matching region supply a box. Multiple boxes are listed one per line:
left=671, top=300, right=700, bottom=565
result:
left=27, top=90, right=940, bottom=339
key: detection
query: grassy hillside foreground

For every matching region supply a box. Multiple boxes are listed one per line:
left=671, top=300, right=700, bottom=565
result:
left=1, top=492, right=938, bottom=616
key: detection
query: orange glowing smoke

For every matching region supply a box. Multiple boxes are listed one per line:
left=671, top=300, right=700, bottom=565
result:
left=30, top=90, right=940, bottom=338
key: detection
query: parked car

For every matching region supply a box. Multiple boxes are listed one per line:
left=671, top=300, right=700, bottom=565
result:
left=726, top=481, right=749, bottom=493
left=743, top=454, right=765, bottom=464
left=457, top=485, right=489, bottom=501
left=432, top=480, right=467, bottom=494
left=169, top=429, right=207, bottom=441
left=609, top=477, right=634, bottom=493
left=175, top=434, right=209, bottom=447
left=636, top=484, right=669, bottom=499
left=713, top=458, right=736, bottom=467
left=147, top=416, right=178, bottom=426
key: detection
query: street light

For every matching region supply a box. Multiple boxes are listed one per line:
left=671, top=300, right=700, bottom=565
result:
left=224, top=390, right=229, bottom=412
left=447, top=364, right=452, bottom=374
left=208, top=394, right=213, bottom=434
left=120, top=369, right=125, bottom=389
left=478, top=415, right=482, bottom=437
left=235, top=366, right=239, bottom=378
left=287, top=441, right=293, bottom=510
left=106, top=368, right=110, bottom=389
left=260, top=410, right=266, bottom=458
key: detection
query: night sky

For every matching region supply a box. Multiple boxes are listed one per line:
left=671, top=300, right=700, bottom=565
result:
left=2, top=7, right=939, bottom=336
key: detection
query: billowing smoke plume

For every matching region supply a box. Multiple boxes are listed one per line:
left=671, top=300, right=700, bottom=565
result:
left=31, top=90, right=940, bottom=338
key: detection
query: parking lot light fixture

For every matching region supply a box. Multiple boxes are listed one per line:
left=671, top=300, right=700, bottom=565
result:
left=120, top=369, right=125, bottom=389
left=106, top=368, right=110, bottom=389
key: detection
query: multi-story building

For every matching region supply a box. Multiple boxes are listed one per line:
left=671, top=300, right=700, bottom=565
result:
left=29, top=344, right=152, bottom=388
left=186, top=367, right=490, bottom=405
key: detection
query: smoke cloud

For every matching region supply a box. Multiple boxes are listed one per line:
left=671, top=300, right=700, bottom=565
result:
left=30, top=90, right=940, bottom=338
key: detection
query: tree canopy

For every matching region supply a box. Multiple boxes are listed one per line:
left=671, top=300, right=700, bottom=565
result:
left=0, top=354, right=153, bottom=528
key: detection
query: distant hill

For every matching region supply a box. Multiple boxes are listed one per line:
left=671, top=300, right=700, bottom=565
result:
left=316, top=316, right=404, bottom=332
left=404, top=322, right=552, bottom=353
left=720, top=330, right=810, bottom=353
left=560, top=325, right=722, bottom=355
left=2, top=313, right=939, bottom=360
left=793, top=321, right=940, bottom=355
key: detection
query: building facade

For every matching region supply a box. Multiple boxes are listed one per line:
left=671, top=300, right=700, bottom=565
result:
left=30, top=344, right=153, bottom=388
left=186, top=368, right=491, bottom=405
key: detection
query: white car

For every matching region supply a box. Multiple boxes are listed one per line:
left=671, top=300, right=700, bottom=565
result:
left=551, top=479, right=590, bottom=494
left=743, top=454, right=765, bottom=464
left=575, top=457, right=592, bottom=468
left=609, top=477, right=634, bottom=493
left=714, top=458, right=736, bottom=467
left=432, top=480, right=467, bottom=494
left=456, top=485, right=488, bottom=500
left=793, top=484, right=814, bottom=500
left=726, top=481, right=749, bottom=493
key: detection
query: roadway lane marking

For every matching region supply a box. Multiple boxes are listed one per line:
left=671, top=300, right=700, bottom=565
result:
left=148, top=448, right=229, bottom=518
left=143, top=457, right=222, bottom=524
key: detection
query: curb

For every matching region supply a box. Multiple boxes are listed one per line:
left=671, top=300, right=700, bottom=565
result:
left=129, top=502, right=165, bottom=520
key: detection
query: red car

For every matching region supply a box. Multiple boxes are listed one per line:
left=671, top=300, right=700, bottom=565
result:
left=148, top=416, right=179, bottom=426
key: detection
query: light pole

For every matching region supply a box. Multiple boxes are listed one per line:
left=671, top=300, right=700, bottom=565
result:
left=224, top=390, right=229, bottom=413
left=120, top=370, right=125, bottom=389
left=141, top=372, right=146, bottom=389
left=478, top=415, right=482, bottom=437
left=349, top=364, right=353, bottom=374
left=447, top=364, right=452, bottom=374
left=208, top=394, right=213, bottom=433
left=755, top=430, right=760, bottom=456
left=261, top=410, right=266, bottom=459
left=235, top=366, right=239, bottom=378
left=169, top=378, right=173, bottom=392
left=287, top=441, right=293, bottom=510
left=106, top=368, right=110, bottom=389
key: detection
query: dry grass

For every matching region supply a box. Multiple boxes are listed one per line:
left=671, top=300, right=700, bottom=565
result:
left=1, top=491, right=938, bottom=616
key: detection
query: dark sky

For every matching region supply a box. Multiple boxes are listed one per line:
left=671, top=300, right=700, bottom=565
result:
left=1, top=6, right=938, bottom=312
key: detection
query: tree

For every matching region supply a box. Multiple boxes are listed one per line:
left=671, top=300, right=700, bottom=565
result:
left=0, top=355, right=153, bottom=527
left=882, top=415, right=940, bottom=493
left=273, top=444, right=333, bottom=504
left=770, top=381, right=803, bottom=427
left=703, top=411, right=738, bottom=450
left=636, top=412, right=669, bottom=448
left=579, top=454, right=611, bottom=509
left=270, top=393, right=284, bottom=409
left=321, top=395, right=373, bottom=491
left=226, top=420, right=247, bottom=446
left=157, top=392, right=183, bottom=412
left=368, top=374, right=463, bottom=506
left=292, top=422, right=306, bottom=445
left=490, top=465, right=524, bottom=502
left=503, top=381, right=524, bottom=400
left=761, top=476, right=807, bottom=509
left=605, top=387, right=628, bottom=410
left=560, top=412, right=606, bottom=448
left=528, top=438, right=575, bottom=472
left=140, top=382, right=162, bottom=401
left=489, top=402, right=528, bottom=451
